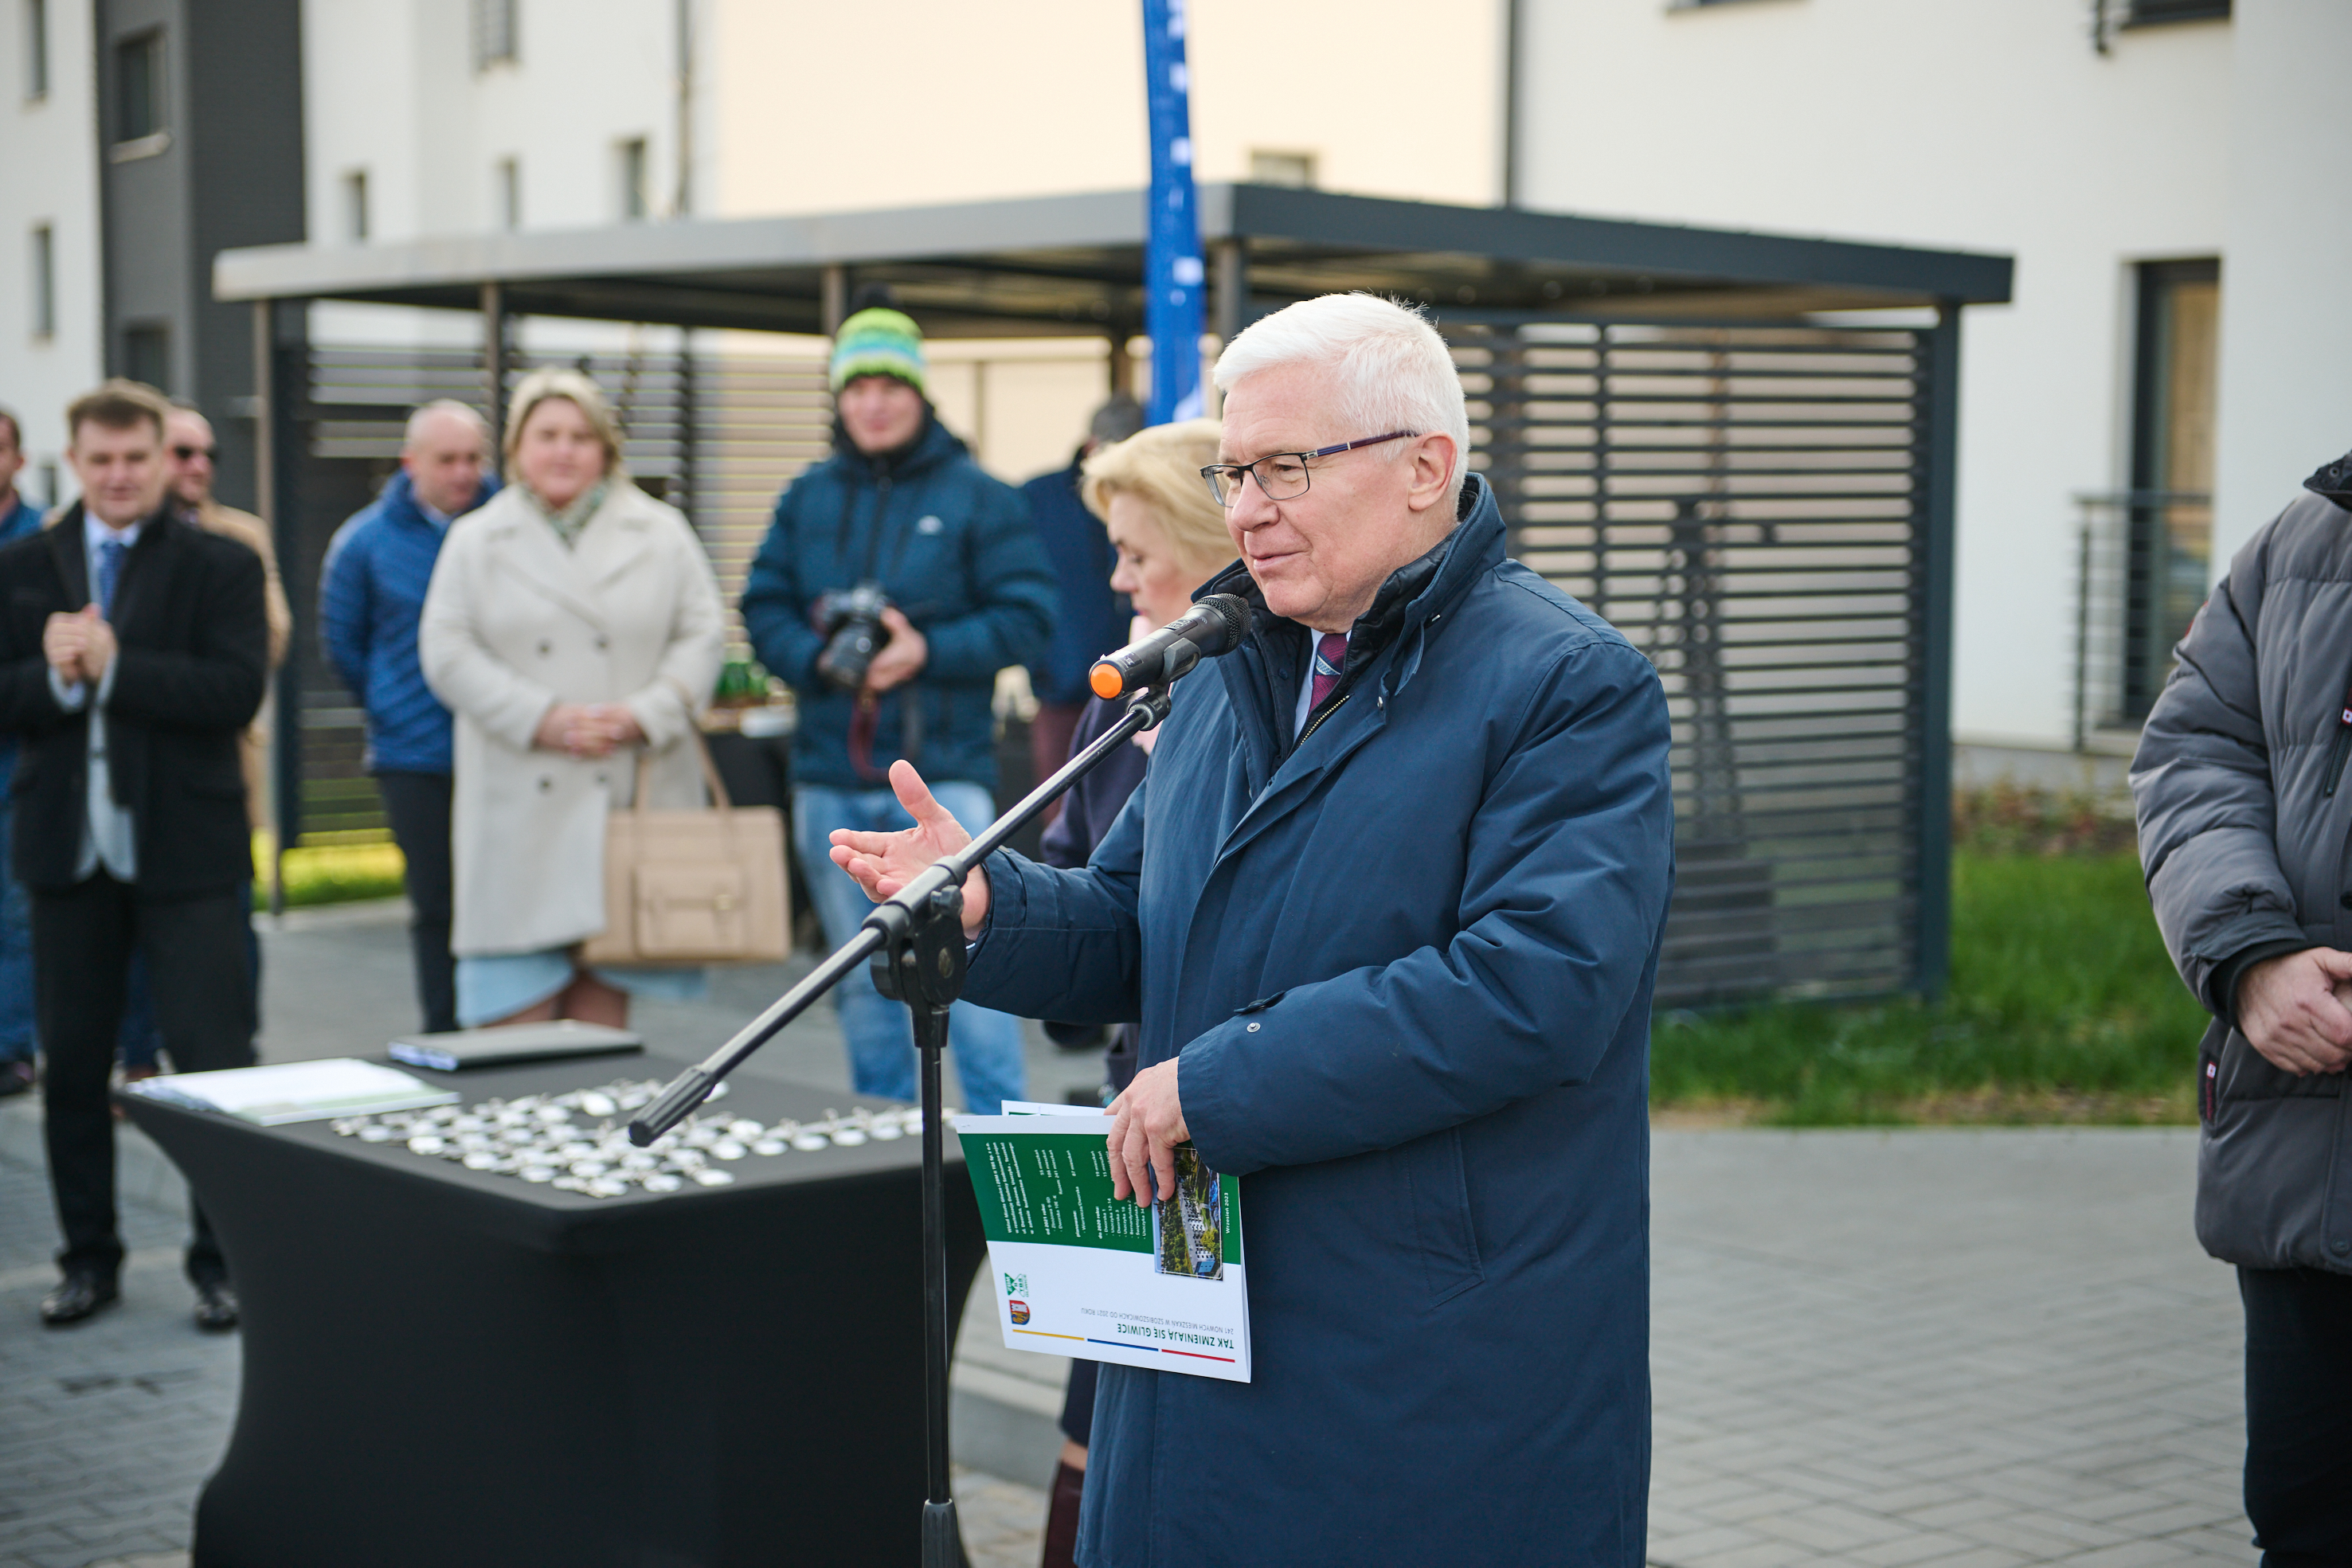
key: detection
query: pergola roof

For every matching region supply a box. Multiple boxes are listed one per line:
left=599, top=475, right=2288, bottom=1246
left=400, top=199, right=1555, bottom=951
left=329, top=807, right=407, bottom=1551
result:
left=213, top=183, right=2013, bottom=337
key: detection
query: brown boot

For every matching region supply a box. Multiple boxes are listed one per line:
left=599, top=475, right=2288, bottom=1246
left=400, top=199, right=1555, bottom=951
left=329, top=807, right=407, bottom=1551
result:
left=1040, top=1459, right=1085, bottom=1568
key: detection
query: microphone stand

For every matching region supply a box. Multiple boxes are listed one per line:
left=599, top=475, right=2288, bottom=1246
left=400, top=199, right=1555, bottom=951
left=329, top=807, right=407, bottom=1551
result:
left=629, top=682, right=1175, bottom=1568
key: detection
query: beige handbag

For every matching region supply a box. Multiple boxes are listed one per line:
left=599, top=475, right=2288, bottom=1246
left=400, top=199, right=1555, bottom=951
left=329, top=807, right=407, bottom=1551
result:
left=578, top=732, right=791, bottom=967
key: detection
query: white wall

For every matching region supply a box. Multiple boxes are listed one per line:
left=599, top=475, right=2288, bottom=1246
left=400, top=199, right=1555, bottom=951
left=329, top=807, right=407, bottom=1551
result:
left=2209, top=0, right=2352, bottom=570
left=305, top=0, right=684, bottom=247
left=0, top=0, right=104, bottom=508
left=707, top=0, right=1502, bottom=217
left=1516, top=0, right=2232, bottom=749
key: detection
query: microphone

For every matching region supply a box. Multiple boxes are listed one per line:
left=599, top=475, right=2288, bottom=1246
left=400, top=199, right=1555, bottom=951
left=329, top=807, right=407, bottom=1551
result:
left=1089, top=594, right=1253, bottom=699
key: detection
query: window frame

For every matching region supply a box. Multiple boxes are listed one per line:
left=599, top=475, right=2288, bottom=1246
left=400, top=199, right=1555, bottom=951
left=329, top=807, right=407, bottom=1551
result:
left=24, top=0, right=49, bottom=101
left=616, top=138, right=648, bottom=222
left=29, top=224, right=53, bottom=339
left=342, top=169, right=370, bottom=244
left=473, top=0, right=518, bottom=72
left=113, top=28, right=166, bottom=147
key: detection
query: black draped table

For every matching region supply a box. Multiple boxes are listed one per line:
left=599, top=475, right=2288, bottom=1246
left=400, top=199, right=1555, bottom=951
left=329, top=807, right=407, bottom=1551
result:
left=121, top=1054, right=985, bottom=1567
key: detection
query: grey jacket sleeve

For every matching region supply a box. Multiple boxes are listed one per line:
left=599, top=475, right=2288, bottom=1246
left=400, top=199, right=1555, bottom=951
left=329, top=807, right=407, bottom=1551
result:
left=2131, top=523, right=2311, bottom=1019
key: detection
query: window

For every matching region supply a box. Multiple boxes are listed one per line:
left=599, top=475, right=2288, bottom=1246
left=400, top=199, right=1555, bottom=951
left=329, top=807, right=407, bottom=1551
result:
left=474, top=0, right=517, bottom=70
left=2127, top=0, right=2229, bottom=22
left=29, top=225, right=52, bottom=338
left=24, top=0, right=48, bottom=100
left=35, top=461, right=57, bottom=511
left=1248, top=151, right=1316, bottom=189
left=123, top=323, right=169, bottom=393
left=2119, top=259, right=2221, bottom=721
left=115, top=29, right=164, bottom=144
left=495, top=157, right=520, bottom=229
left=617, top=138, right=648, bottom=221
left=342, top=170, right=370, bottom=243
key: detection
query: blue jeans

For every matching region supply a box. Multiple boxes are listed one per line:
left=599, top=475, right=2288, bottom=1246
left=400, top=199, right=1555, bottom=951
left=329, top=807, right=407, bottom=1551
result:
left=793, top=780, right=1026, bottom=1115
left=0, top=775, right=31, bottom=1063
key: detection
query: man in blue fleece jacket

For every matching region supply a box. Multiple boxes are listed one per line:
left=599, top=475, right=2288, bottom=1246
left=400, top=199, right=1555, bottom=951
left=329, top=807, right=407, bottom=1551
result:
left=320, top=401, right=495, bottom=1034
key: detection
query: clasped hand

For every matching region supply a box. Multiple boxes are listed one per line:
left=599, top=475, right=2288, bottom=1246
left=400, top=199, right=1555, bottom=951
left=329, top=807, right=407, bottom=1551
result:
left=2237, top=947, right=2352, bottom=1075
left=532, top=702, right=643, bottom=760
left=827, top=760, right=1192, bottom=1207
left=861, top=606, right=927, bottom=695
left=43, top=606, right=117, bottom=687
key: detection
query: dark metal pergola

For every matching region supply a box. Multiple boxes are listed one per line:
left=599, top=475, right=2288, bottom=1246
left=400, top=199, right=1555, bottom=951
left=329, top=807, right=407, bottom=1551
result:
left=214, top=182, right=2011, bottom=1003
left=217, top=179, right=2010, bottom=337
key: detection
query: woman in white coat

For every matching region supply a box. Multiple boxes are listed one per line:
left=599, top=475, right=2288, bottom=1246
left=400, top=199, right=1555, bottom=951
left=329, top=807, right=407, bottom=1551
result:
left=419, top=368, right=726, bottom=1028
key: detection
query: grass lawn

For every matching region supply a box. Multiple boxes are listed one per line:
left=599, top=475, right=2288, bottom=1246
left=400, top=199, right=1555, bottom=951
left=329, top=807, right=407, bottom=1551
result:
left=253, top=836, right=408, bottom=910
left=1652, top=842, right=2210, bottom=1127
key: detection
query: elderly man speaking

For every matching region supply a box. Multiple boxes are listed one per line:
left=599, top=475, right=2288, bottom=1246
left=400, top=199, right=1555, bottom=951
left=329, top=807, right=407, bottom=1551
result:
left=832, top=294, right=1672, bottom=1566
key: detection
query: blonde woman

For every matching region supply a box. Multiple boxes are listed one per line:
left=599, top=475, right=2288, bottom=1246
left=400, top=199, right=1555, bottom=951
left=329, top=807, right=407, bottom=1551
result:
left=1033, top=417, right=1231, bottom=1568
left=419, top=368, right=726, bottom=1029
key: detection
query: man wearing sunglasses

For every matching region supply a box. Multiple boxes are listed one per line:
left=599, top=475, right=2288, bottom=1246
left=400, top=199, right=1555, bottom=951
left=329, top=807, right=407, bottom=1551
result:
left=829, top=293, right=1673, bottom=1566
left=166, top=405, right=291, bottom=835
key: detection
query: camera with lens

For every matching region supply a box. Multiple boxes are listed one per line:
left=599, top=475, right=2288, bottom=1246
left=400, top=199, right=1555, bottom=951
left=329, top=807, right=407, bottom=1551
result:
left=813, top=581, right=892, bottom=692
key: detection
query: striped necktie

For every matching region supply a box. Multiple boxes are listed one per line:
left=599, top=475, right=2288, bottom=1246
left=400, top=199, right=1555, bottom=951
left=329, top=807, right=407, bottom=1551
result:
left=1309, top=632, right=1348, bottom=712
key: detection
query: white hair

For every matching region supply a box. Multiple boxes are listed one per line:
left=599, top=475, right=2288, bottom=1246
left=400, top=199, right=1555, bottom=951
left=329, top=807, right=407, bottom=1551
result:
left=403, top=398, right=489, bottom=451
left=1211, top=293, right=1470, bottom=503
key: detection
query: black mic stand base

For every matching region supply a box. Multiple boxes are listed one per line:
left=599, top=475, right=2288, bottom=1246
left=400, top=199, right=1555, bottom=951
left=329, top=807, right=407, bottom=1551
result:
left=922, top=1500, right=970, bottom=1568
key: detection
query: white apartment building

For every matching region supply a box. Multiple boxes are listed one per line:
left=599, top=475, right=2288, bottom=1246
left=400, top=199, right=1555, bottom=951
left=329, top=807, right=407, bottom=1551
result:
left=0, top=0, right=104, bottom=510
left=1519, top=0, right=2346, bottom=758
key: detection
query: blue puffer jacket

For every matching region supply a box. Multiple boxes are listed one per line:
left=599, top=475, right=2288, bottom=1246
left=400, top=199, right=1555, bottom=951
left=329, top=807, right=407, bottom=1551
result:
left=742, top=415, right=1056, bottom=792
left=320, top=470, right=498, bottom=773
left=964, top=476, right=1674, bottom=1567
left=0, top=496, right=39, bottom=792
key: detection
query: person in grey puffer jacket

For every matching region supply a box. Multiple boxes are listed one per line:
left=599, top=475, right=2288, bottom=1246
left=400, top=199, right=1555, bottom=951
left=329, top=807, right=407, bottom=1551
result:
left=2134, top=448, right=2352, bottom=1566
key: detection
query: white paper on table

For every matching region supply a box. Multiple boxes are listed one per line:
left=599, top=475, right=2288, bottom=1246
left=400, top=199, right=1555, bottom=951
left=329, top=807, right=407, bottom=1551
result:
left=127, top=1058, right=460, bottom=1125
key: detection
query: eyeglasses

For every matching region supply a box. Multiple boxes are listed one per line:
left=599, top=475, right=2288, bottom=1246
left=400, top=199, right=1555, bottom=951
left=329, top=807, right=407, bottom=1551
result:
left=1199, top=432, right=1415, bottom=508
left=171, top=444, right=217, bottom=462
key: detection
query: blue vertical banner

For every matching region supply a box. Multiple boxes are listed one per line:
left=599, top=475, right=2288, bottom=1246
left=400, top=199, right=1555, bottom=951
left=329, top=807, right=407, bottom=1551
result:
left=1141, top=0, right=1205, bottom=424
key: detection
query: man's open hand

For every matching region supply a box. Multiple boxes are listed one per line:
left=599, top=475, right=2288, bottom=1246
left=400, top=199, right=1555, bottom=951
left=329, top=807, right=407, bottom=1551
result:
left=828, top=759, right=991, bottom=936
left=1106, top=1058, right=1188, bottom=1209
left=2237, top=947, right=2352, bottom=1075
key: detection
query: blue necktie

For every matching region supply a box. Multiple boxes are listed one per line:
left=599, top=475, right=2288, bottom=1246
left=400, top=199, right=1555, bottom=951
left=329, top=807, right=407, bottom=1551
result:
left=95, top=539, right=127, bottom=618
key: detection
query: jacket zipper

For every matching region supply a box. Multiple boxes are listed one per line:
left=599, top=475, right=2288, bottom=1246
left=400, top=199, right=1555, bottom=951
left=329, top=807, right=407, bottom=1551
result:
left=2327, top=680, right=2352, bottom=798
left=1297, top=692, right=1348, bottom=746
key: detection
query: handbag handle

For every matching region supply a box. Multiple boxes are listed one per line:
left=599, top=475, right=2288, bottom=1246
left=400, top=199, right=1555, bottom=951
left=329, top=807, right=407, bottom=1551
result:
left=630, top=726, right=736, bottom=816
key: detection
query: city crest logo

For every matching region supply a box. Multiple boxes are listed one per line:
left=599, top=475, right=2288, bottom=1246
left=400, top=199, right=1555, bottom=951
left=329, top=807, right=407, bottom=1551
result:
left=1008, top=1298, right=1031, bottom=1325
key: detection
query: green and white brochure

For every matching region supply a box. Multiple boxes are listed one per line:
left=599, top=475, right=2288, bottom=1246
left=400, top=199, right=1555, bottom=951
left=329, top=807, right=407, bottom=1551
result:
left=954, top=1106, right=1250, bottom=1382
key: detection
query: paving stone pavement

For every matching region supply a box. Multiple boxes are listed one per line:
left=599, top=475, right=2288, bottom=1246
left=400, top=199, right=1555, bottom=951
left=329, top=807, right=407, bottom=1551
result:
left=1650, top=1128, right=2252, bottom=1568
left=0, top=1157, right=238, bottom=1568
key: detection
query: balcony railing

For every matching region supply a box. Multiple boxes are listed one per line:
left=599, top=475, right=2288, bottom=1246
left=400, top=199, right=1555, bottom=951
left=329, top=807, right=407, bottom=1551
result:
left=2071, top=490, right=2211, bottom=749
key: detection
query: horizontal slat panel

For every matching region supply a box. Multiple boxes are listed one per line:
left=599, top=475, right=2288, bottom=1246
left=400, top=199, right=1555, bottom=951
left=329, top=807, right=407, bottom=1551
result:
left=1462, top=319, right=1928, bottom=1005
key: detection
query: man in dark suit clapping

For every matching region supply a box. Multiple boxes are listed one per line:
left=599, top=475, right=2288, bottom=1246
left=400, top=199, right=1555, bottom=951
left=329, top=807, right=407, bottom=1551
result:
left=0, top=380, right=267, bottom=1330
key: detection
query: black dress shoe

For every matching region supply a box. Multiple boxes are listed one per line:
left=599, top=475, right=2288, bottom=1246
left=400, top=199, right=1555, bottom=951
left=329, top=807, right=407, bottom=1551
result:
left=40, top=1273, right=119, bottom=1327
left=0, top=1059, right=34, bottom=1097
left=192, top=1280, right=239, bottom=1332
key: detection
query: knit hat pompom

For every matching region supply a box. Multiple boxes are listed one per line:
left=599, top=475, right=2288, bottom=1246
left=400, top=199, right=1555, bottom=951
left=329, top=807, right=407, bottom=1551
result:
left=830, top=308, right=927, bottom=397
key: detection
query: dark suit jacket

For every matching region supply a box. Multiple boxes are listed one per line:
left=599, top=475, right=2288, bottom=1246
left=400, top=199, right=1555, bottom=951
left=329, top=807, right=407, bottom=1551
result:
left=0, top=502, right=267, bottom=897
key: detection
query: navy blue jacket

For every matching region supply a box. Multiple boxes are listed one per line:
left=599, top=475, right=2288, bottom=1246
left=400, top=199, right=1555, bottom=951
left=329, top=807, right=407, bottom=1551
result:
left=1021, top=460, right=1129, bottom=706
left=319, top=470, right=498, bottom=774
left=965, top=477, right=1673, bottom=1566
left=741, top=416, right=1055, bottom=792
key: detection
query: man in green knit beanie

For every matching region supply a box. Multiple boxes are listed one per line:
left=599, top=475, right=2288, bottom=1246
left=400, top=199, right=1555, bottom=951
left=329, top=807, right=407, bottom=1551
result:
left=741, top=295, right=1056, bottom=1115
